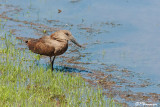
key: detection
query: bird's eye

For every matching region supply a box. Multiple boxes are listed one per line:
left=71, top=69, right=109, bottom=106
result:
left=65, top=32, right=69, bottom=36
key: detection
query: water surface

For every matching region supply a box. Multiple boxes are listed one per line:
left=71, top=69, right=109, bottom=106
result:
left=1, top=0, right=160, bottom=105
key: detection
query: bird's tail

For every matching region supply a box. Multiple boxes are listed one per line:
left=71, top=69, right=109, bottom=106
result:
left=25, top=40, right=28, bottom=43
left=16, top=37, right=32, bottom=44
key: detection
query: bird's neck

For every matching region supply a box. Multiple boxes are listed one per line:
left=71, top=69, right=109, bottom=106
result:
left=50, top=33, right=68, bottom=43
left=54, top=37, right=68, bottom=43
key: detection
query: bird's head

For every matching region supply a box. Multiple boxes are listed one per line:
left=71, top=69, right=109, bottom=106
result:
left=55, top=30, right=82, bottom=47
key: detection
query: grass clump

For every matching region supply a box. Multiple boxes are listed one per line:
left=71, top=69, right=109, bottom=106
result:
left=0, top=33, right=119, bottom=107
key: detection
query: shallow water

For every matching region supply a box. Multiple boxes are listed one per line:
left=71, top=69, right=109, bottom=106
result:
left=1, top=0, right=160, bottom=105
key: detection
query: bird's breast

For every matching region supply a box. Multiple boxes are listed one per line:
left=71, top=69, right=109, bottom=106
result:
left=54, top=41, right=68, bottom=56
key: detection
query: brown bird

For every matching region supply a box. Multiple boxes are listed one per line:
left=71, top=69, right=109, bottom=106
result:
left=25, top=30, right=82, bottom=71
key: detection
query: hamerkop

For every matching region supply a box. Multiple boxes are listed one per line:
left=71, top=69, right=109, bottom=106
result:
left=25, top=30, right=82, bottom=71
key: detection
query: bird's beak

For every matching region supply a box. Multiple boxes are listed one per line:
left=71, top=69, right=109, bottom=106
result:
left=70, top=36, right=82, bottom=48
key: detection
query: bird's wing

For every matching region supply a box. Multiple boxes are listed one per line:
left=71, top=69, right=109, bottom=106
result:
left=27, top=36, right=55, bottom=56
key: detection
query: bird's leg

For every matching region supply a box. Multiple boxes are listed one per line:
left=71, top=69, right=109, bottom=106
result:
left=51, top=56, right=56, bottom=71
left=50, top=56, right=53, bottom=71
left=50, top=56, right=52, bottom=63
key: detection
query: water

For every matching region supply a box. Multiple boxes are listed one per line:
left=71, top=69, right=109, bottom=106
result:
left=1, top=0, right=160, bottom=105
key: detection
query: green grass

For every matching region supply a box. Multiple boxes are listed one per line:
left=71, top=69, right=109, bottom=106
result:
left=0, top=32, right=120, bottom=106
